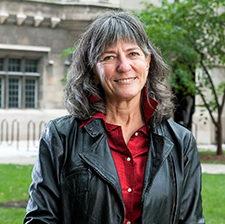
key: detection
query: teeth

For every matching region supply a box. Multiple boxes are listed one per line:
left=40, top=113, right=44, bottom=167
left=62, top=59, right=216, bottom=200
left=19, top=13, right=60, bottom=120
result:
left=117, top=78, right=134, bottom=83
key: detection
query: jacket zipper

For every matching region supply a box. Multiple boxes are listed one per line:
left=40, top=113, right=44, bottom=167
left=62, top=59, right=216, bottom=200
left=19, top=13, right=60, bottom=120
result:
left=168, top=156, right=176, bottom=224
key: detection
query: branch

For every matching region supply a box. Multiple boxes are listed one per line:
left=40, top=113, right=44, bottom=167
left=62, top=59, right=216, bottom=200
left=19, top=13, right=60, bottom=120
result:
left=220, top=88, right=225, bottom=115
left=199, top=60, right=220, bottom=110
left=196, top=86, right=217, bottom=126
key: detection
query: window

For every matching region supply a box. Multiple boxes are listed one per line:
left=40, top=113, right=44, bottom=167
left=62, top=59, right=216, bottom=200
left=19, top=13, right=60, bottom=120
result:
left=8, top=58, right=21, bottom=72
left=25, top=59, right=38, bottom=73
left=0, top=57, right=39, bottom=109
left=0, top=77, right=3, bottom=108
left=8, top=78, right=20, bottom=108
left=0, top=58, right=3, bottom=71
left=25, top=78, right=36, bottom=108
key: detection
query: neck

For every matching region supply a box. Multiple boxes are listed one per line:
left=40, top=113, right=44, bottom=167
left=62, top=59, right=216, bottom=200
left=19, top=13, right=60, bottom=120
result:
left=105, top=97, right=143, bottom=124
left=105, top=97, right=145, bottom=144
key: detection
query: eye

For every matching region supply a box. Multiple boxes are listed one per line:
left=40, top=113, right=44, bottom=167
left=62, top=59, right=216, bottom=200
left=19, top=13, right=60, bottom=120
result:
left=104, top=55, right=114, bottom=61
left=129, top=52, right=139, bottom=57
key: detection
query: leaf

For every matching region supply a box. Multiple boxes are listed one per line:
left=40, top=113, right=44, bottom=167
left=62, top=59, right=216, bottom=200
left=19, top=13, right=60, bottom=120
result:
left=60, top=47, right=76, bottom=58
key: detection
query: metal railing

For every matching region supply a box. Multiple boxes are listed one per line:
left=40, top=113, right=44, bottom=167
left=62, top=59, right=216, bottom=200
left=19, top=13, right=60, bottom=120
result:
left=0, top=119, right=19, bottom=150
left=27, top=120, right=46, bottom=151
left=0, top=119, right=46, bottom=151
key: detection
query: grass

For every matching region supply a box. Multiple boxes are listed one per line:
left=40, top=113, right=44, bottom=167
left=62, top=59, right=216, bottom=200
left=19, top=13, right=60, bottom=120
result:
left=0, top=164, right=33, bottom=203
left=202, top=174, right=225, bottom=224
left=0, top=164, right=33, bottom=224
left=0, top=165, right=225, bottom=223
left=198, top=150, right=225, bottom=155
left=0, top=208, right=26, bottom=224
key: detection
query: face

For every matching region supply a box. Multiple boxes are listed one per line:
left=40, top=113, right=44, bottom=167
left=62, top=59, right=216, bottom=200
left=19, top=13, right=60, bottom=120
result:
left=93, top=40, right=151, bottom=104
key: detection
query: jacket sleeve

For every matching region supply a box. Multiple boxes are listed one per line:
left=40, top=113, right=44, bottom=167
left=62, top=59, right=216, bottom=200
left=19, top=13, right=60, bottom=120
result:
left=178, top=133, right=205, bottom=224
left=24, top=121, right=64, bottom=224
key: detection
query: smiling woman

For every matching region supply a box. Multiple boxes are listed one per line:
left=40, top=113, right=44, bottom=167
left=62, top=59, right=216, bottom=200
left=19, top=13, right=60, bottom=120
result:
left=24, top=11, right=205, bottom=224
left=64, top=11, right=174, bottom=123
left=93, top=41, right=151, bottom=104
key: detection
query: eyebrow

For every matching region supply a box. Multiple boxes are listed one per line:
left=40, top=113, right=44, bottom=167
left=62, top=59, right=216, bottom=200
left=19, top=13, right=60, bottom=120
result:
left=127, top=47, right=142, bottom=52
left=103, top=47, right=142, bottom=54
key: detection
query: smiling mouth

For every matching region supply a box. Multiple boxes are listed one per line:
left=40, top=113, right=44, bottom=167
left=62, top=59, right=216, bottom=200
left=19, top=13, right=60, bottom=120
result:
left=116, top=78, right=136, bottom=83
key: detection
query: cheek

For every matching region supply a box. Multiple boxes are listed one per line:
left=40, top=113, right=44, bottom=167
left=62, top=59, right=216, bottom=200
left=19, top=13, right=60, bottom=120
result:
left=99, top=68, right=113, bottom=83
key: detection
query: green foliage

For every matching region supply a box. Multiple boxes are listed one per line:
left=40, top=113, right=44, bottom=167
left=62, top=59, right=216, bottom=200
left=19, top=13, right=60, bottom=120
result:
left=137, top=0, right=225, bottom=94
left=217, top=82, right=225, bottom=97
left=60, top=46, right=76, bottom=84
left=60, top=47, right=76, bottom=58
left=137, top=0, right=225, bottom=153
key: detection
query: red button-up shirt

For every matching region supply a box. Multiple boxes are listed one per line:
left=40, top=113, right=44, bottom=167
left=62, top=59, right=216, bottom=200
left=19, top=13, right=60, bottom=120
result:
left=81, top=90, right=158, bottom=224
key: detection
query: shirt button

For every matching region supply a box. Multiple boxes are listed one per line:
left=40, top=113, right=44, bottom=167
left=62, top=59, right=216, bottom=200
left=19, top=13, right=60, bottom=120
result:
left=127, top=221, right=131, bottom=224
left=134, top=132, right=138, bottom=136
left=127, top=188, right=132, bottom=193
left=127, top=157, right=131, bottom=162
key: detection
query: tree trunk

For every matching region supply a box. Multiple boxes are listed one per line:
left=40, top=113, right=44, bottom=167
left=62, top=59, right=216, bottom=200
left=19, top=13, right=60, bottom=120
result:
left=216, top=116, right=223, bottom=155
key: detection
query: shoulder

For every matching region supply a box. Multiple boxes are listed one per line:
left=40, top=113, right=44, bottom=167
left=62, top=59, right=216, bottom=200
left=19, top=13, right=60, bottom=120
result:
left=161, top=119, right=193, bottom=138
left=159, top=119, right=197, bottom=154
left=42, top=115, right=82, bottom=139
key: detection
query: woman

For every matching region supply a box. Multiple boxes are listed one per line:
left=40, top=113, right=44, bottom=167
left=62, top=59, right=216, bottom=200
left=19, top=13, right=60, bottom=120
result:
left=24, top=11, right=205, bottom=224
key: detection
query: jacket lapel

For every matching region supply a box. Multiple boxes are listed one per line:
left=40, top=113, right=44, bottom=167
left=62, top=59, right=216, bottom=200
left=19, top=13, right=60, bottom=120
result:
left=142, top=129, right=174, bottom=197
left=78, top=119, right=122, bottom=197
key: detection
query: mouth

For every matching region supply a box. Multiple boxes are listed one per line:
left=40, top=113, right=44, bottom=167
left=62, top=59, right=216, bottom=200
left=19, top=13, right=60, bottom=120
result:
left=115, top=77, right=136, bottom=83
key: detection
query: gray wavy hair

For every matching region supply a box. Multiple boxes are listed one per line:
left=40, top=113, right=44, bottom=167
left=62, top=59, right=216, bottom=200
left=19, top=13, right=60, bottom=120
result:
left=65, top=11, right=175, bottom=124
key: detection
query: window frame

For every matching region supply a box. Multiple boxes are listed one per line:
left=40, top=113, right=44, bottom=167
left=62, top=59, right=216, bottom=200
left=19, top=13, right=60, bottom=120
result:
left=0, top=76, right=4, bottom=108
left=0, top=56, right=40, bottom=109
left=8, top=77, right=21, bottom=109
left=25, top=77, right=38, bottom=109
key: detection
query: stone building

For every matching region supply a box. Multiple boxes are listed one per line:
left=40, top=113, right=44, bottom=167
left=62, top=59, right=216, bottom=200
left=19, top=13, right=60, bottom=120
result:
left=0, top=0, right=224, bottom=145
left=0, top=0, right=155, bottom=141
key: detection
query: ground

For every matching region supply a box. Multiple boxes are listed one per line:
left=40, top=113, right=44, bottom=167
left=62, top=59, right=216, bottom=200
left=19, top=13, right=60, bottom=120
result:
left=0, top=200, right=27, bottom=208
left=199, top=154, right=225, bottom=163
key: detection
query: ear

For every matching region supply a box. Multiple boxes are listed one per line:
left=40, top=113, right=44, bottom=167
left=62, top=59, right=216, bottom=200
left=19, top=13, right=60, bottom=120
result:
left=146, top=54, right=151, bottom=70
left=92, top=67, right=100, bottom=85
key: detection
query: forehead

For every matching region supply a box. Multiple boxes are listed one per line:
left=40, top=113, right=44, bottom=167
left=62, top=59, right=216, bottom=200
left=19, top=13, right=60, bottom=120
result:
left=102, top=40, right=142, bottom=53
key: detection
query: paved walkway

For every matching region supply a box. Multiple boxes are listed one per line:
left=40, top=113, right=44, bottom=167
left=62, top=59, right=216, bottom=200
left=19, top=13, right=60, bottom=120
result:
left=0, top=141, right=38, bottom=165
left=0, top=141, right=225, bottom=174
left=201, top=164, right=225, bottom=174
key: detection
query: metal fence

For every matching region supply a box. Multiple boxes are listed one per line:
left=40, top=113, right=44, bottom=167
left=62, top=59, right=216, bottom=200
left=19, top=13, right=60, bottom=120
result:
left=0, top=119, right=198, bottom=151
left=27, top=120, right=46, bottom=150
left=0, top=119, right=46, bottom=151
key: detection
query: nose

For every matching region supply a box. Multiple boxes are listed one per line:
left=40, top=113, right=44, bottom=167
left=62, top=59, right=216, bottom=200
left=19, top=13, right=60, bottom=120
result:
left=117, top=55, right=131, bottom=73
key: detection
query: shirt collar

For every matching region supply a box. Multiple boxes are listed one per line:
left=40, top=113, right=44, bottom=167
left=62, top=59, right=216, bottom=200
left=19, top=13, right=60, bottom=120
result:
left=80, top=88, right=158, bottom=129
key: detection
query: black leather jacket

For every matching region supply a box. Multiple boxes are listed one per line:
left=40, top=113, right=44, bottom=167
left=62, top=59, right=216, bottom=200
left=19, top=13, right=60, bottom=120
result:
left=24, top=115, right=205, bottom=224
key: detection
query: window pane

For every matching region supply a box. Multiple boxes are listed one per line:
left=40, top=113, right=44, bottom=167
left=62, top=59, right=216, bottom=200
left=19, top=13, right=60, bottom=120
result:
left=25, top=59, right=38, bottom=73
left=8, top=59, right=21, bottom=72
left=0, top=78, right=2, bottom=108
left=0, top=58, right=3, bottom=71
left=25, top=79, right=36, bottom=108
left=8, top=78, right=19, bottom=108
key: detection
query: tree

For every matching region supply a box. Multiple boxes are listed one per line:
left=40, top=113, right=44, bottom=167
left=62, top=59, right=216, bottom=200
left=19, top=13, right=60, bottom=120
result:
left=60, top=47, right=76, bottom=83
left=136, top=0, right=225, bottom=155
